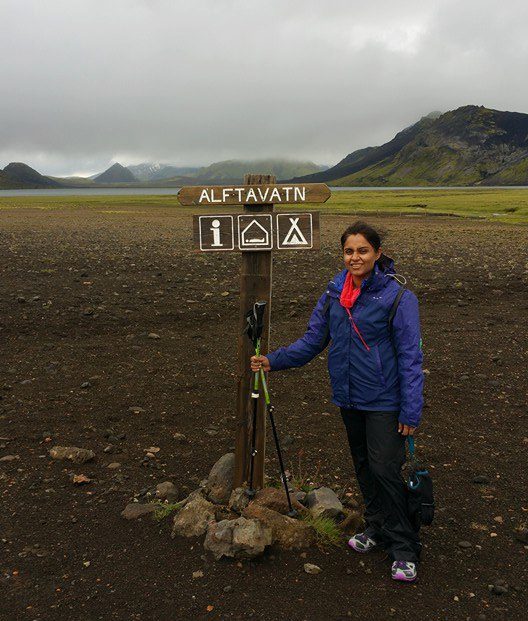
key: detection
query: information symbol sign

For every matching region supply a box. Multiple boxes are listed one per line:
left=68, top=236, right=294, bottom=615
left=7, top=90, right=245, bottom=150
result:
left=198, top=215, right=234, bottom=251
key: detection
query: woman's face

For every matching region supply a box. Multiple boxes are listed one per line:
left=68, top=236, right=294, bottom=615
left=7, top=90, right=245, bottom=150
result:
left=343, top=233, right=382, bottom=280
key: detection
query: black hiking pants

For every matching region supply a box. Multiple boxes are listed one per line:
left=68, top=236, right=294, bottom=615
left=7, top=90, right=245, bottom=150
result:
left=340, top=407, right=421, bottom=562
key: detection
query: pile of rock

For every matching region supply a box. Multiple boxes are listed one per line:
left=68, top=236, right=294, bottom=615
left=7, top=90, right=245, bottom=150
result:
left=132, top=452, right=363, bottom=561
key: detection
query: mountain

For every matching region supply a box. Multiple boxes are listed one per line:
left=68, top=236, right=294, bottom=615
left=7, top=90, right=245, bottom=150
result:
left=0, top=162, right=62, bottom=188
left=93, top=163, right=137, bottom=183
left=128, top=163, right=200, bottom=182
left=0, top=170, right=24, bottom=189
left=189, top=158, right=327, bottom=183
left=292, top=106, right=528, bottom=186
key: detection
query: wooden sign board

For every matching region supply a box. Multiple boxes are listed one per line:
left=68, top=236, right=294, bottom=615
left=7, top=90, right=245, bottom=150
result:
left=193, top=212, right=320, bottom=252
left=178, top=183, right=330, bottom=206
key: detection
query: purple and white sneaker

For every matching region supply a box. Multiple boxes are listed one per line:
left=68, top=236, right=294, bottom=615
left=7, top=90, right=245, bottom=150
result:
left=391, top=561, right=417, bottom=582
left=348, top=532, right=378, bottom=553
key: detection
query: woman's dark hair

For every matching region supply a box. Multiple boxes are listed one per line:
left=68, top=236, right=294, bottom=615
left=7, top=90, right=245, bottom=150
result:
left=340, top=221, right=393, bottom=270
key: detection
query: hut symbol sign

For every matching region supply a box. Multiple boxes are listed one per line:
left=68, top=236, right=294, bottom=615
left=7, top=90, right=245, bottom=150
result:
left=238, top=215, right=272, bottom=249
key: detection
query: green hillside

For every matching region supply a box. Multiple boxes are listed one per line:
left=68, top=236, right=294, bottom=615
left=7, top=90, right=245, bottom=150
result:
left=295, top=106, right=528, bottom=187
left=193, top=158, right=327, bottom=182
left=0, top=162, right=62, bottom=189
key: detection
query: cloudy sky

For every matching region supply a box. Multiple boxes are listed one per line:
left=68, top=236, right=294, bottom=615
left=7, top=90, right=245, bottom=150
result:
left=1, top=0, right=527, bottom=176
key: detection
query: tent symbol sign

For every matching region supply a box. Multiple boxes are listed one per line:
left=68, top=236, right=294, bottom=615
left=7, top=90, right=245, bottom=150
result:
left=277, top=214, right=313, bottom=249
left=237, top=215, right=273, bottom=250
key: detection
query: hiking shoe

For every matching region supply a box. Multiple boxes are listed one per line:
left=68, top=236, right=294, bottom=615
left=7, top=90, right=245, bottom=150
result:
left=391, top=561, right=417, bottom=582
left=348, top=532, right=378, bottom=553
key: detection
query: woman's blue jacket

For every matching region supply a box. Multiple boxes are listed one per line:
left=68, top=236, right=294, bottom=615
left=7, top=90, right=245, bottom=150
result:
left=266, top=261, right=424, bottom=427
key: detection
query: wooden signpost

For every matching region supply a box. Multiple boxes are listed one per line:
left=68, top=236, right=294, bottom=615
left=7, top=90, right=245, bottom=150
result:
left=179, top=175, right=330, bottom=489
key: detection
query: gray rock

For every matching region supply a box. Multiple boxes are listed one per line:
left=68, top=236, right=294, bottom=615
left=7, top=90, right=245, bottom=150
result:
left=514, top=527, right=528, bottom=543
left=252, top=487, right=306, bottom=515
left=172, top=493, right=215, bottom=538
left=121, top=503, right=156, bottom=520
left=148, top=333, right=161, bottom=339
left=472, top=475, right=490, bottom=484
left=458, top=540, right=472, bottom=549
left=204, top=517, right=272, bottom=560
left=228, top=487, right=250, bottom=514
left=242, top=504, right=315, bottom=549
left=303, top=563, right=322, bottom=574
left=337, top=509, right=363, bottom=535
left=206, top=453, right=235, bottom=504
left=49, top=446, right=95, bottom=464
left=489, top=582, right=508, bottom=595
left=0, top=455, right=20, bottom=462
left=295, top=491, right=307, bottom=505
left=156, top=481, right=178, bottom=502
left=306, top=487, right=343, bottom=519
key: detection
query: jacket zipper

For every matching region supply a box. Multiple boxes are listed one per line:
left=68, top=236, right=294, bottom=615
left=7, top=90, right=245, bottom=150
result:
left=344, top=307, right=370, bottom=352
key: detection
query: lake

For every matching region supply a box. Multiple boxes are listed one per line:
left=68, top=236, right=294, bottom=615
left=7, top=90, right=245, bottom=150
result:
left=1, top=186, right=527, bottom=197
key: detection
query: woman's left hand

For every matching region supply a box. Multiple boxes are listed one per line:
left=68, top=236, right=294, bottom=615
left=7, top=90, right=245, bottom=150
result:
left=398, top=423, right=416, bottom=436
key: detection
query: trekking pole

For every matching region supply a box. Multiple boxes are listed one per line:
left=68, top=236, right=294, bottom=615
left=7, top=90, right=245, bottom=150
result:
left=259, top=369, right=297, bottom=517
left=245, top=301, right=266, bottom=498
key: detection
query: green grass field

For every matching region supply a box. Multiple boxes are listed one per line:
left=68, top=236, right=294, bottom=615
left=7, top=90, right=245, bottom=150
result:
left=1, top=188, right=527, bottom=223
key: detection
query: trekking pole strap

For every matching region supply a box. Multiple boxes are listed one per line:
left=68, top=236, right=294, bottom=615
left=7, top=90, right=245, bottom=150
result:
left=407, top=435, right=416, bottom=460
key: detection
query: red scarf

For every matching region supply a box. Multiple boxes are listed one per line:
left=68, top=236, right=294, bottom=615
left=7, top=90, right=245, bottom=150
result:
left=339, top=272, right=361, bottom=309
left=339, top=272, right=370, bottom=351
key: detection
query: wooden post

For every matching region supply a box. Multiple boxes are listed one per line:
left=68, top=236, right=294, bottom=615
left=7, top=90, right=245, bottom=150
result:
left=234, top=173, right=275, bottom=489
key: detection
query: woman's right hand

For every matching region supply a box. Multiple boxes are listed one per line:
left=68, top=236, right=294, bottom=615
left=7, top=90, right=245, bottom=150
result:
left=250, top=355, right=271, bottom=373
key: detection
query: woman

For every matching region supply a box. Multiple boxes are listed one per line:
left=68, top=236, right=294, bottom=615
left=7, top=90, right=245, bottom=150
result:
left=251, top=221, right=424, bottom=582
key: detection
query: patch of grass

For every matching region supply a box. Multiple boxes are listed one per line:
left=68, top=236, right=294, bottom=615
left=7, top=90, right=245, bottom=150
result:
left=1, top=188, right=528, bottom=223
left=302, top=513, right=343, bottom=548
left=288, top=451, right=322, bottom=494
left=151, top=501, right=183, bottom=521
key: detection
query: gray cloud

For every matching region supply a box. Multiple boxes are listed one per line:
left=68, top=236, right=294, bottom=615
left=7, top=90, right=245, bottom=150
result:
left=1, top=0, right=527, bottom=175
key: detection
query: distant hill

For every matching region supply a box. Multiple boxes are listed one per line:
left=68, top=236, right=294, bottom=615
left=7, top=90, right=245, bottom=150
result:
left=191, top=158, right=327, bottom=183
left=128, top=163, right=201, bottom=182
left=291, top=106, right=528, bottom=186
left=0, top=162, right=61, bottom=189
left=0, top=170, right=25, bottom=189
left=93, top=163, right=137, bottom=183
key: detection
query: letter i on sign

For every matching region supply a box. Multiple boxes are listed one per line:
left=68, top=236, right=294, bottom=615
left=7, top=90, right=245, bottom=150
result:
left=211, top=219, right=223, bottom=247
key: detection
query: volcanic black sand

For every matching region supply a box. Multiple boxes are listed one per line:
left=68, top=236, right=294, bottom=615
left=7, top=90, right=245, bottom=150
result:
left=1, top=203, right=527, bottom=620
